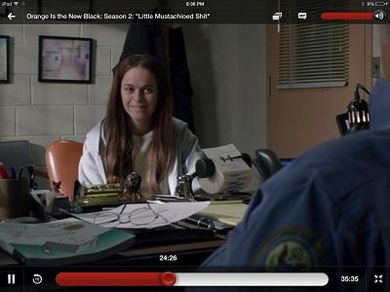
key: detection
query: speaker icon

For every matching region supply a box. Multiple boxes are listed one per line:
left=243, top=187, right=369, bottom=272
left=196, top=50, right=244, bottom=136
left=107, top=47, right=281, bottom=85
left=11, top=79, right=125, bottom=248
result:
left=374, top=10, right=385, bottom=20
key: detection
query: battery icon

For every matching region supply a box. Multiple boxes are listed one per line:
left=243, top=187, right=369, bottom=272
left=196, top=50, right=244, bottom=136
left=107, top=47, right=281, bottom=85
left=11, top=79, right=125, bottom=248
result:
left=375, top=2, right=387, bottom=6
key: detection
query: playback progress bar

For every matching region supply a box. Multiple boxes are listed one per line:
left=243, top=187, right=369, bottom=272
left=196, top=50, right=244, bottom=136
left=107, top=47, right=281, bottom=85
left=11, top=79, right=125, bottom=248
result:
left=55, top=272, right=329, bottom=287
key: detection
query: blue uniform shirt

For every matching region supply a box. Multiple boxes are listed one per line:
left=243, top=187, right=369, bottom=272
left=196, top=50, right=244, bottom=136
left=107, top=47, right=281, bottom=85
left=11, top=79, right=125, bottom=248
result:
left=198, top=128, right=390, bottom=290
left=192, top=79, right=390, bottom=291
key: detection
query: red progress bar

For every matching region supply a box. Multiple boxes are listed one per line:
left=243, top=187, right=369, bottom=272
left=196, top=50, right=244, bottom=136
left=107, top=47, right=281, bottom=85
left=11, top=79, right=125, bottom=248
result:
left=55, top=272, right=176, bottom=287
left=321, top=12, right=374, bottom=20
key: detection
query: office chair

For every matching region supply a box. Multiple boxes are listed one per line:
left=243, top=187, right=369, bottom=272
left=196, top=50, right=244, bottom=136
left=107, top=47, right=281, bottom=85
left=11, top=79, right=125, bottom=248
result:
left=45, top=140, right=83, bottom=199
left=252, top=149, right=282, bottom=182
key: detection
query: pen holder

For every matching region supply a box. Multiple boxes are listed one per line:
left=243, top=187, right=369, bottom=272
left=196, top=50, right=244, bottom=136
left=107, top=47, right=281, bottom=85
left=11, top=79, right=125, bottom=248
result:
left=0, top=177, right=34, bottom=221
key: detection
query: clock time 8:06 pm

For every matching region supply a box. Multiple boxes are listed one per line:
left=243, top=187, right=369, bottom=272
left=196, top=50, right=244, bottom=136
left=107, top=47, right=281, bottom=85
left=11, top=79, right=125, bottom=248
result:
left=186, top=1, right=205, bottom=6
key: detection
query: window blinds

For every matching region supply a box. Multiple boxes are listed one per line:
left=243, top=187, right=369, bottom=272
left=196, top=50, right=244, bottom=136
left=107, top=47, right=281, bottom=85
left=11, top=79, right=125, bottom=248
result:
left=277, top=1, right=349, bottom=89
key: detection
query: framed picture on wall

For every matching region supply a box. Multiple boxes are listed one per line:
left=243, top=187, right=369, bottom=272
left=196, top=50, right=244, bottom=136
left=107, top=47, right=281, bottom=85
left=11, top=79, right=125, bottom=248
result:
left=0, top=35, right=9, bottom=83
left=38, top=35, right=92, bottom=83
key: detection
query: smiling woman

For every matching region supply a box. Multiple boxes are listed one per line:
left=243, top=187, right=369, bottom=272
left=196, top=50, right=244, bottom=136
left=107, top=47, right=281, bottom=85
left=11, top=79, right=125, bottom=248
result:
left=120, top=66, right=158, bottom=135
left=78, top=54, right=204, bottom=199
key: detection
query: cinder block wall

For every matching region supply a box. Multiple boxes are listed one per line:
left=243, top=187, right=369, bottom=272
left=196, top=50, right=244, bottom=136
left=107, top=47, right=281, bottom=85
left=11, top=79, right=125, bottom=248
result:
left=0, top=23, right=267, bottom=184
left=0, top=24, right=127, bottom=177
left=0, top=24, right=125, bottom=144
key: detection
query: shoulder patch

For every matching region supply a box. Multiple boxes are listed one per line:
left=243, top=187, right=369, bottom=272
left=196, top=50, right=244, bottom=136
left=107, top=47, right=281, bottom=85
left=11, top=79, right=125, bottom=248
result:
left=252, top=226, right=324, bottom=270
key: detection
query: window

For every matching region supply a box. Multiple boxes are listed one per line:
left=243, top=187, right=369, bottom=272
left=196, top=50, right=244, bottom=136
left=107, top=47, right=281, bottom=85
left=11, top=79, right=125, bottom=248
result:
left=277, top=0, right=349, bottom=89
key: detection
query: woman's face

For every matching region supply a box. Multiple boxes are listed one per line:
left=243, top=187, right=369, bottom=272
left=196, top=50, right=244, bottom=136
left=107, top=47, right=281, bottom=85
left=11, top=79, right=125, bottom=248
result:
left=121, top=66, right=158, bottom=131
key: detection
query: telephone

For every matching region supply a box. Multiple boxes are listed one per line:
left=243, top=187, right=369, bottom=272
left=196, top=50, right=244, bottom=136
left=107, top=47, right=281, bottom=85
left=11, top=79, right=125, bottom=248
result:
left=252, top=149, right=282, bottom=181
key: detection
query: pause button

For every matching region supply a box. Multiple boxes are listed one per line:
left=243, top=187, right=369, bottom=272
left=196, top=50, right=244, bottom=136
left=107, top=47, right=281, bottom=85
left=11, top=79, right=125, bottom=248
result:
left=7, top=274, right=16, bottom=285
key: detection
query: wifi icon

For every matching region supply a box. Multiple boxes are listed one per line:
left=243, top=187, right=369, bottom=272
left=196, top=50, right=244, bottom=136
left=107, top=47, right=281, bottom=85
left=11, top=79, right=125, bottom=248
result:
left=14, top=1, right=19, bottom=6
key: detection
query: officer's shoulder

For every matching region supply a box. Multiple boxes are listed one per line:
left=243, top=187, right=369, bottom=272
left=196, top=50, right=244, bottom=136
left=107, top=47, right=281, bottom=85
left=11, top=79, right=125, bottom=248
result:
left=302, top=128, right=390, bottom=163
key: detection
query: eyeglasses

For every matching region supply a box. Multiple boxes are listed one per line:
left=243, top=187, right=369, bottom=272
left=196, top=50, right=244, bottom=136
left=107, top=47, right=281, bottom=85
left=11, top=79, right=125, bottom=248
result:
left=60, top=203, right=170, bottom=229
left=92, top=203, right=169, bottom=228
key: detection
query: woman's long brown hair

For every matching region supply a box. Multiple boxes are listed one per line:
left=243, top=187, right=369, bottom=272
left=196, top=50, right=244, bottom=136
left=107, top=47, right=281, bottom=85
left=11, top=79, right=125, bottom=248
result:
left=103, top=54, right=175, bottom=194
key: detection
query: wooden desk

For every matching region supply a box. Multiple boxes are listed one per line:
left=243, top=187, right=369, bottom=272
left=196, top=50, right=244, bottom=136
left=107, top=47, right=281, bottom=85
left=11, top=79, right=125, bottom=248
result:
left=0, top=225, right=226, bottom=291
left=95, top=226, right=227, bottom=266
left=0, top=224, right=227, bottom=267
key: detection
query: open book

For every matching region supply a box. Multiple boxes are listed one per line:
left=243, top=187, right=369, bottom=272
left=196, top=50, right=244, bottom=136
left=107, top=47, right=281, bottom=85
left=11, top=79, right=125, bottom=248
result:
left=0, top=218, right=135, bottom=266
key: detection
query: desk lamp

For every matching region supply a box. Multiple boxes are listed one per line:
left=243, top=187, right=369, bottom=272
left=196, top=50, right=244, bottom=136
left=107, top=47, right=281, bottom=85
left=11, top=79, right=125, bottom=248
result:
left=347, top=83, right=370, bottom=134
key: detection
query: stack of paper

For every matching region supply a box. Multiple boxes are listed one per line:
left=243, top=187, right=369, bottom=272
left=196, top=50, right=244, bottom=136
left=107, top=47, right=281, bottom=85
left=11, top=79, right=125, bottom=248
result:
left=197, top=200, right=248, bottom=226
left=0, top=218, right=135, bottom=266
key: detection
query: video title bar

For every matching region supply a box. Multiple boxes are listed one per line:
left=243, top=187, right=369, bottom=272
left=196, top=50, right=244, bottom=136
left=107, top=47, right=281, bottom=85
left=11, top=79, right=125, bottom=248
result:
left=0, top=0, right=389, bottom=24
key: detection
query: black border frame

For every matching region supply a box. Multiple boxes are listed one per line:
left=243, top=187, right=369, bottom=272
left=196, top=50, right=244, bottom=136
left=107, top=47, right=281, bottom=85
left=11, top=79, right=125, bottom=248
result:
left=38, top=35, right=93, bottom=83
left=0, top=35, right=10, bottom=83
left=0, top=5, right=8, bottom=17
left=38, top=0, right=92, bottom=15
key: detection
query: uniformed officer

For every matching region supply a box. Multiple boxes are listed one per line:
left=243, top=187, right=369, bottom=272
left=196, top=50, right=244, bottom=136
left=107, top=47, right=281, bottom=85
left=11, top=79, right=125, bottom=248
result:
left=191, top=79, right=390, bottom=291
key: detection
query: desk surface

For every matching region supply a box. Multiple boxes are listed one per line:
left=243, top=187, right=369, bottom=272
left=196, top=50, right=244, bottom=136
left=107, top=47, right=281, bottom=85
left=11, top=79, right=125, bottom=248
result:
left=0, top=199, right=238, bottom=292
left=0, top=224, right=227, bottom=267
left=101, top=227, right=226, bottom=266
left=0, top=225, right=226, bottom=291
